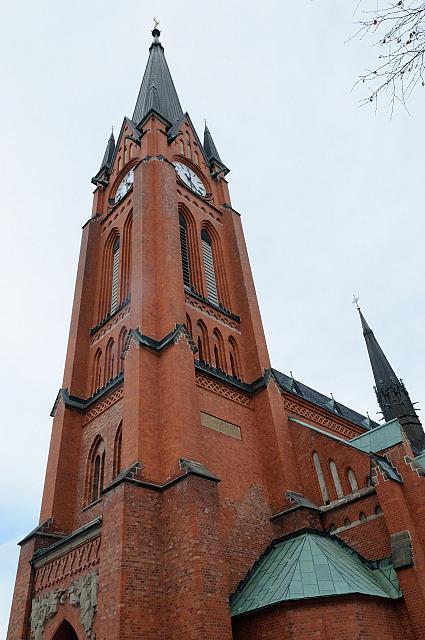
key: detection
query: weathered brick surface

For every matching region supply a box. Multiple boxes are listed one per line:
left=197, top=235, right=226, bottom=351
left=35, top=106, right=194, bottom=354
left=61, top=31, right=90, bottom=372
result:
left=7, top=102, right=425, bottom=640
left=232, top=595, right=415, bottom=640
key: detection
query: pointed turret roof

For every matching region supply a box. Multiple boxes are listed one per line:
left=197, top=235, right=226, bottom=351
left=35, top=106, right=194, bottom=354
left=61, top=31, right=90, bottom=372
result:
left=203, top=123, right=222, bottom=164
left=357, top=306, right=425, bottom=454
left=91, top=129, right=115, bottom=186
left=132, top=28, right=183, bottom=126
left=99, top=129, right=115, bottom=172
left=358, top=308, right=399, bottom=387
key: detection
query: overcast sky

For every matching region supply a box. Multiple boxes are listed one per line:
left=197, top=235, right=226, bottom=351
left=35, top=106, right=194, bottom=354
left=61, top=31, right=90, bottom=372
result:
left=1, top=1, right=424, bottom=632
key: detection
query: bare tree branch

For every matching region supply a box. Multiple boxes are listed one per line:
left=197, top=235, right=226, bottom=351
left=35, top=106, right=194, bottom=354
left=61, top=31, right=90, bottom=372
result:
left=353, top=1, right=425, bottom=109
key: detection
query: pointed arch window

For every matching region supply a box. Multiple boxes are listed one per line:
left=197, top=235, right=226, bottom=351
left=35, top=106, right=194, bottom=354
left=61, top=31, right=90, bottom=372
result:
left=113, top=422, right=122, bottom=478
left=104, top=338, right=115, bottom=385
left=212, top=329, right=226, bottom=371
left=347, top=468, right=358, bottom=492
left=313, top=452, right=330, bottom=505
left=87, top=438, right=105, bottom=504
left=228, top=336, right=241, bottom=379
left=179, top=214, right=191, bottom=287
left=196, top=321, right=210, bottom=364
left=92, top=348, right=103, bottom=395
left=201, top=229, right=219, bottom=305
left=330, top=460, right=344, bottom=499
left=111, top=237, right=120, bottom=313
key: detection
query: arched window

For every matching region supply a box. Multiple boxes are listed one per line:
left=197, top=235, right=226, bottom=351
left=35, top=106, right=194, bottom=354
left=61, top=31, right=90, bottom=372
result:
left=201, top=229, right=219, bottom=305
left=330, top=460, right=344, bottom=499
left=118, top=327, right=127, bottom=373
left=375, top=505, right=383, bottom=515
left=212, top=329, right=226, bottom=371
left=359, top=511, right=367, bottom=521
left=120, top=213, right=132, bottom=301
left=113, top=422, right=122, bottom=477
left=196, top=321, right=210, bottom=363
left=347, top=468, right=358, bottom=492
left=228, top=336, right=241, bottom=379
left=111, top=237, right=120, bottom=313
left=313, top=452, right=330, bottom=504
left=179, top=214, right=191, bottom=287
left=329, top=523, right=337, bottom=533
left=104, top=338, right=115, bottom=385
left=86, top=437, right=105, bottom=504
left=179, top=139, right=184, bottom=155
left=185, top=313, right=192, bottom=337
left=92, top=348, right=103, bottom=395
left=344, top=517, right=351, bottom=527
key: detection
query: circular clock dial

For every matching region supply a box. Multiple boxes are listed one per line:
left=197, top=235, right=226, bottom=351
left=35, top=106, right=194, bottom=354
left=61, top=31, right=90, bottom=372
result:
left=114, top=169, right=134, bottom=203
left=174, top=162, right=206, bottom=197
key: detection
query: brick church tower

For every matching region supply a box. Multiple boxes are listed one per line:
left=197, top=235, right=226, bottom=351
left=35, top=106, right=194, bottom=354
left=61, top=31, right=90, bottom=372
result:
left=8, top=28, right=425, bottom=640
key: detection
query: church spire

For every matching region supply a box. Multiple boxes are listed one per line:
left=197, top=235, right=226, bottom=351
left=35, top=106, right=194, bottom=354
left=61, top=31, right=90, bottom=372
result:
left=132, top=27, right=183, bottom=126
left=91, top=128, right=115, bottom=186
left=99, top=128, right=115, bottom=172
left=203, top=122, right=222, bottom=164
left=357, top=306, right=425, bottom=454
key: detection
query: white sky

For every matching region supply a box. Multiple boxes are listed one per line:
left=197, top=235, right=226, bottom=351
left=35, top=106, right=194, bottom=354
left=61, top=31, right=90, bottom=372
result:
left=1, top=1, right=424, bottom=633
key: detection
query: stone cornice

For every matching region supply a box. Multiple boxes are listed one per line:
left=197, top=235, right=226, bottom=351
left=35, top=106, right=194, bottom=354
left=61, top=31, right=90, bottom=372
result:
left=50, top=374, right=124, bottom=417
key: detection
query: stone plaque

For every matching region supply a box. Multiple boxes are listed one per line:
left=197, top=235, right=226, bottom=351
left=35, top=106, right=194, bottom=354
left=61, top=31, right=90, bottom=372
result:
left=201, top=412, right=241, bottom=440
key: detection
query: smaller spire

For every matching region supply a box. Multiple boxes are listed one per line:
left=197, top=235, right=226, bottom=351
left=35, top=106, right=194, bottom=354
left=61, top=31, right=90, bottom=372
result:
left=100, top=129, right=115, bottom=172
left=203, top=122, right=223, bottom=164
left=91, top=129, right=115, bottom=186
left=357, top=304, right=425, bottom=454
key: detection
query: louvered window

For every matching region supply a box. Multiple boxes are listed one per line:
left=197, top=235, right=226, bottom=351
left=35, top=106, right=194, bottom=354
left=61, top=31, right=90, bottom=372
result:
left=201, top=229, right=218, bottom=305
left=111, top=238, right=120, bottom=313
left=179, top=214, right=191, bottom=287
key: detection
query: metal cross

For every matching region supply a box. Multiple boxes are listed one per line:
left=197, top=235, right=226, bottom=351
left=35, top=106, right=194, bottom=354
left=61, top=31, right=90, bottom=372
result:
left=153, top=17, right=160, bottom=29
left=352, top=293, right=360, bottom=309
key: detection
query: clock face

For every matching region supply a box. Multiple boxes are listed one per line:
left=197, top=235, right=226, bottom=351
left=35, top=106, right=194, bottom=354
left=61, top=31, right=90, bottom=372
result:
left=114, top=169, right=134, bottom=203
left=174, top=162, right=206, bottom=197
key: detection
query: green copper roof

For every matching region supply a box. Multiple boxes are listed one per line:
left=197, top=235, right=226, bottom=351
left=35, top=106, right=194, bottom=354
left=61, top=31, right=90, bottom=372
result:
left=350, top=418, right=403, bottom=453
left=230, top=533, right=401, bottom=617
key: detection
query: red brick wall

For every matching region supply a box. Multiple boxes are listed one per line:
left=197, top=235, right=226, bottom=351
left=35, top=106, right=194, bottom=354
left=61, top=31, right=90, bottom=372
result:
left=232, top=595, right=415, bottom=640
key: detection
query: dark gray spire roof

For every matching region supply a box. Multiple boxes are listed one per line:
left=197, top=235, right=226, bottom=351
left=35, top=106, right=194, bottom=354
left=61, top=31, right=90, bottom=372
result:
left=99, top=130, right=115, bottom=172
left=132, top=29, right=183, bottom=126
left=358, top=308, right=399, bottom=387
left=203, top=123, right=222, bottom=164
left=357, top=307, right=425, bottom=454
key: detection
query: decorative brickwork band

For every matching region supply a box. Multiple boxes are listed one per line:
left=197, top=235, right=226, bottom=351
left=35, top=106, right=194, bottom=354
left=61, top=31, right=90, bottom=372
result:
left=185, top=293, right=240, bottom=331
left=196, top=373, right=250, bottom=406
left=283, top=398, right=359, bottom=439
left=85, top=387, right=123, bottom=423
left=90, top=302, right=131, bottom=344
left=30, top=570, right=99, bottom=639
left=34, top=536, right=101, bottom=592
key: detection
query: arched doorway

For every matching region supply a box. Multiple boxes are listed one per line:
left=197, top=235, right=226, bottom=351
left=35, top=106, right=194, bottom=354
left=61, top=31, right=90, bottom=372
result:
left=52, top=620, right=79, bottom=640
